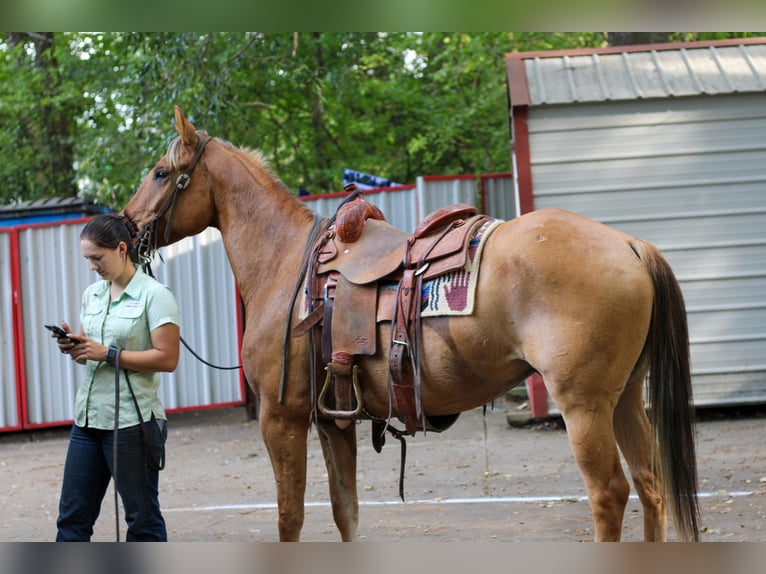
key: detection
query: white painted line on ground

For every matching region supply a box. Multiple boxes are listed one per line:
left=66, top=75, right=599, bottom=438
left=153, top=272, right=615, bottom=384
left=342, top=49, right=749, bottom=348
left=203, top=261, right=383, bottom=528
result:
left=163, top=490, right=754, bottom=513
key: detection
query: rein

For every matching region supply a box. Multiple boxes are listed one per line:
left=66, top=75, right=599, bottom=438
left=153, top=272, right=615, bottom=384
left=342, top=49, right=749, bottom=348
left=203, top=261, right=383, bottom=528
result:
left=280, top=214, right=327, bottom=403
left=142, top=260, right=242, bottom=371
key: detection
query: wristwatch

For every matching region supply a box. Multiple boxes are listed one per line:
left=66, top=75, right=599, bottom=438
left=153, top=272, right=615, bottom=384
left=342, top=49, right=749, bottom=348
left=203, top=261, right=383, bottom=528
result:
left=105, top=345, right=120, bottom=365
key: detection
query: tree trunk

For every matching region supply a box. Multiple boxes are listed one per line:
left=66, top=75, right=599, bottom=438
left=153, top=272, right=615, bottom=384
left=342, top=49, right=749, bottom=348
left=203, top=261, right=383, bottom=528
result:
left=308, top=33, right=333, bottom=192
left=5, top=32, right=77, bottom=198
left=35, top=33, right=77, bottom=197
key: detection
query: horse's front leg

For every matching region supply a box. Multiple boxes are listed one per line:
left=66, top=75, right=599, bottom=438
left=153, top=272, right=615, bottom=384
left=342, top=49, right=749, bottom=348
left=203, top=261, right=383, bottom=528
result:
left=316, top=418, right=359, bottom=541
left=259, top=404, right=311, bottom=541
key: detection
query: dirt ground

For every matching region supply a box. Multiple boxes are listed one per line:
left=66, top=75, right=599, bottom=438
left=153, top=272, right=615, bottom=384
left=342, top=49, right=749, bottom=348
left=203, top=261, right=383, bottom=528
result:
left=1, top=399, right=764, bottom=542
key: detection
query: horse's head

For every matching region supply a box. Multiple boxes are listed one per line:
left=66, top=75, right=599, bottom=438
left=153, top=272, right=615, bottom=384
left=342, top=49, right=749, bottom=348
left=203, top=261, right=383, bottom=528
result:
left=123, top=106, right=216, bottom=263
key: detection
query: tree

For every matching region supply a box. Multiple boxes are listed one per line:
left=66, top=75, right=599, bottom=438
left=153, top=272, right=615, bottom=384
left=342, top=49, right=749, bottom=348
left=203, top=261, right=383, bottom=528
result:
left=1, top=32, right=79, bottom=201
left=1, top=32, right=760, bottom=208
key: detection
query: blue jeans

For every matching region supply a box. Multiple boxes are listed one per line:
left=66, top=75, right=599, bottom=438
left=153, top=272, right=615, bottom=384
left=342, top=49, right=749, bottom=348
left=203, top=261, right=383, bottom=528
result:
left=56, top=418, right=168, bottom=542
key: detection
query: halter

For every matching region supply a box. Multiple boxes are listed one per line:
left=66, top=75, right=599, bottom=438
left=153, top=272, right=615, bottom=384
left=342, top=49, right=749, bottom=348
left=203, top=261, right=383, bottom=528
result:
left=126, top=135, right=211, bottom=265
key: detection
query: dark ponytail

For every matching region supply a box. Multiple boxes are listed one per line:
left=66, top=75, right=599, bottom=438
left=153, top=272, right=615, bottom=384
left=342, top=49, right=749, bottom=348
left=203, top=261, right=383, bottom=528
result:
left=81, top=213, right=139, bottom=265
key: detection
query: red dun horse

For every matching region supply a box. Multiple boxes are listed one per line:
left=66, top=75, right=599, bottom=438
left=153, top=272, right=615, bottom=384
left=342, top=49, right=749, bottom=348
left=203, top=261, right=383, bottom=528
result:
left=123, top=106, right=699, bottom=541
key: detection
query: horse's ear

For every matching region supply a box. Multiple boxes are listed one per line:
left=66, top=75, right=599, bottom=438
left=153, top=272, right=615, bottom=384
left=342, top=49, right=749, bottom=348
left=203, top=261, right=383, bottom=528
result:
left=174, top=105, right=198, bottom=146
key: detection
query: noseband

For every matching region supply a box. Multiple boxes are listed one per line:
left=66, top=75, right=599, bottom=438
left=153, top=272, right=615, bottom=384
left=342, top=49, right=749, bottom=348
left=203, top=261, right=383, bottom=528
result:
left=125, top=135, right=211, bottom=265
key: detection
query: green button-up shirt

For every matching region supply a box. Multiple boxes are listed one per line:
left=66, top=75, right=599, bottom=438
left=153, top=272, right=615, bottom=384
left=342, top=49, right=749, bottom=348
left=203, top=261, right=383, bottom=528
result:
left=73, top=268, right=180, bottom=430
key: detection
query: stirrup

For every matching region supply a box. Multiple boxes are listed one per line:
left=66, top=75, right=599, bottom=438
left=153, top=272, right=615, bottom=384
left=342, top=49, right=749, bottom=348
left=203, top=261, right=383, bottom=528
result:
left=317, top=364, right=363, bottom=419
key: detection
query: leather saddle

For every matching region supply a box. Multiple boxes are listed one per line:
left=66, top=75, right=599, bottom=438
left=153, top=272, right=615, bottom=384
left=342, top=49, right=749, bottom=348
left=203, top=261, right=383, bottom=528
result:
left=293, top=186, right=490, bottom=437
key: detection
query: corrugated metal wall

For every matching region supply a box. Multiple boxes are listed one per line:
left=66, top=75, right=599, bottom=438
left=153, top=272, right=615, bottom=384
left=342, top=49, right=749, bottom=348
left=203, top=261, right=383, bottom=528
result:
left=303, top=176, right=478, bottom=232
left=147, top=228, right=242, bottom=409
left=303, top=185, right=419, bottom=232
left=481, top=174, right=516, bottom=220
left=1, top=231, right=20, bottom=429
left=19, top=222, right=93, bottom=426
left=524, top=93, right=766, bottom=407
left=416, top=176, right=478, bottom=219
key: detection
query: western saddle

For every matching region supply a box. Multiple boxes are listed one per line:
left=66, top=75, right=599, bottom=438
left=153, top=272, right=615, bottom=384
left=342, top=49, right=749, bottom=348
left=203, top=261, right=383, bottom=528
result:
left=293, top=186, right=491, bottom=440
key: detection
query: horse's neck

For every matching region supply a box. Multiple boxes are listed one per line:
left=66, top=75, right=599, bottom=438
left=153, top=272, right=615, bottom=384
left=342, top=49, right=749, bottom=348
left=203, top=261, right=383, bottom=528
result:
left=213, top=168, right=315, bottom=311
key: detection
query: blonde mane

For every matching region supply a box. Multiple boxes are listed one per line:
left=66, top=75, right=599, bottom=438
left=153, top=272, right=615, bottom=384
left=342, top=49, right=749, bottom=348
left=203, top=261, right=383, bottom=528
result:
left=166, top=134, right=280, bottom=184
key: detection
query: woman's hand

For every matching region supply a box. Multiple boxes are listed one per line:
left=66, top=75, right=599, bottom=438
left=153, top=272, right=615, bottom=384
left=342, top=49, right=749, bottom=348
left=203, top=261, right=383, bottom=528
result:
left=56, top=335, right=76, bottom=354
left=55, top=322, right=81, bottom=358
left=66, top=334, right=107, bottom=365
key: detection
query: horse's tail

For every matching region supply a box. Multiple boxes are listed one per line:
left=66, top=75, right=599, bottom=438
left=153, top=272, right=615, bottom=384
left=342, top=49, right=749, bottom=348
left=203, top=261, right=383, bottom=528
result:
left=641, top=243, right=700, bottom=541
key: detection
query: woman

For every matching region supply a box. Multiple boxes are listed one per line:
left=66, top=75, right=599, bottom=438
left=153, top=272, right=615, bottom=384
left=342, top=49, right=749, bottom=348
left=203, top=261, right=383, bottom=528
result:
left=53, top=213, right=180, bottom=542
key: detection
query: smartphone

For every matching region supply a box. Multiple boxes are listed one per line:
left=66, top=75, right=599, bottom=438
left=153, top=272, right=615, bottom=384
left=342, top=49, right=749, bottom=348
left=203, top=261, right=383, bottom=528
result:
left=44, top=324, right=71, bottom=338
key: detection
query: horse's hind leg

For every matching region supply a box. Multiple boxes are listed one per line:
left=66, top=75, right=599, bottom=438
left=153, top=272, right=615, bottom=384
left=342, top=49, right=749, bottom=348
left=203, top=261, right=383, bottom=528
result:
left=556, top=393, right=631, bottom=541
left=613, top=367, right=667, bottom=541
left=316, top=419, right=359, bottom=541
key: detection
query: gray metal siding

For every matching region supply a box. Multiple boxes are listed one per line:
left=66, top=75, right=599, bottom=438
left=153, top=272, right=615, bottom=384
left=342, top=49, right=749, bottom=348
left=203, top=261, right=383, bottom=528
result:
left=416, top=176, right=477, bottom=220
left=1, top=232, right=19, bottom=429
left=148, top=228, right=242, bottom=409
left=304, top=186, right=419, bottom=232
left=482, top=174, right=516, bottom=220
left=524, top=93, right=766, bottom=407
left=362, top=186, right=419, bottom=232
left=303, top=176, right=478, bottom=233
left=20, top=223, right=93, bottom=425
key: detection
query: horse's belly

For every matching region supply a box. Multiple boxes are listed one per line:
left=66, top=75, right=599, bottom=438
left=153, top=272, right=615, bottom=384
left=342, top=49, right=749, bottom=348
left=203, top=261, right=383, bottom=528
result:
left=357, top=319, right=528, bottom=418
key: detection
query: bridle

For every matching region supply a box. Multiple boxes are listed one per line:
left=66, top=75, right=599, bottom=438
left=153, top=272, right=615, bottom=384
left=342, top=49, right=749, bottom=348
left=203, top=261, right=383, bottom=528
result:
left=125, top=134, right=212, bottom=265
left=123, top=133, right=242, bottom=374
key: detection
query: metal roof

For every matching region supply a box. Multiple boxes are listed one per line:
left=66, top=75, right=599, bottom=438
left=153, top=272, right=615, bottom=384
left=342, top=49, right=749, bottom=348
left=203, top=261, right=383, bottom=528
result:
left=506, top=38, right=766, bottom=107
left=0, top=197, right=112, bottom=224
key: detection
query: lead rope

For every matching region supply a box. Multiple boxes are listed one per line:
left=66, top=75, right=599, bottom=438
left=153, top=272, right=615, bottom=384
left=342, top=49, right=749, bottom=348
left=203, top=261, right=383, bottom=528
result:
left=142, top=261, right=243, bottom=371
left=113, top=350, right=122, bottom=542
left=112, top=348, right=169, bottom=543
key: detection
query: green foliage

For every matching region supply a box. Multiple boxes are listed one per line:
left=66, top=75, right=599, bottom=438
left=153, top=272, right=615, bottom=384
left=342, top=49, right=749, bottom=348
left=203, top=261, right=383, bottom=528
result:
left=0, top=32, right=760, bottom=208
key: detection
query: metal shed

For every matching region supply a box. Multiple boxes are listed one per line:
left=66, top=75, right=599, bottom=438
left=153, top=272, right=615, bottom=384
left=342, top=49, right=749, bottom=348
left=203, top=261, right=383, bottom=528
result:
left=506, top=37, right=766, bottom=415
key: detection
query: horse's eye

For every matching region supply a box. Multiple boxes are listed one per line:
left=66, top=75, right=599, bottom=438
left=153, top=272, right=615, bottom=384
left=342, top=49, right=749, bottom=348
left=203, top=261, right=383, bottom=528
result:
left=153, top=168, right=169, bottom=182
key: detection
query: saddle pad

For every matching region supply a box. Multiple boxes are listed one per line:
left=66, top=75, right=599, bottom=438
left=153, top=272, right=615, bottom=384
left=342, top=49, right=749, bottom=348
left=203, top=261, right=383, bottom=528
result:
left=421, top=218, right=502, bottom=317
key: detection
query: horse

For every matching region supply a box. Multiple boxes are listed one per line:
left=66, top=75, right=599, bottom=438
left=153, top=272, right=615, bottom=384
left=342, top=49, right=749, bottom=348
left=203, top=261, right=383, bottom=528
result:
left=123, top=106, right=700, bottom=542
